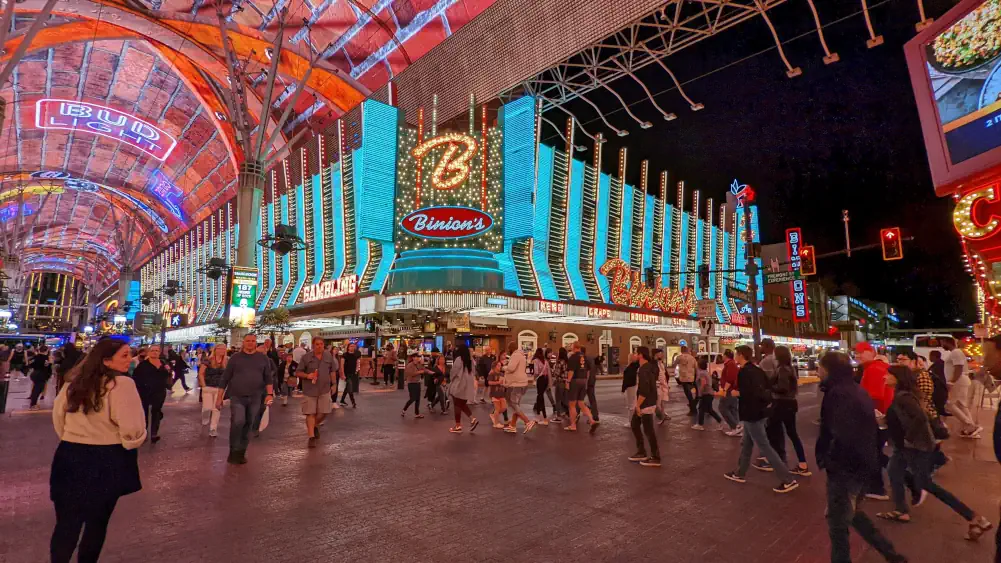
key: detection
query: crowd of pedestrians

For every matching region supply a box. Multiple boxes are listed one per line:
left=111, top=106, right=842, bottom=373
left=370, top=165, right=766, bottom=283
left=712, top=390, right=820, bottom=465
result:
left=26, top=329, right=1001, bottom=563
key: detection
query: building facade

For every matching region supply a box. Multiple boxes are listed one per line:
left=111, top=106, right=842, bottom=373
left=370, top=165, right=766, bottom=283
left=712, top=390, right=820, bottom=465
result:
left=141, top=96, right=836, bottom=362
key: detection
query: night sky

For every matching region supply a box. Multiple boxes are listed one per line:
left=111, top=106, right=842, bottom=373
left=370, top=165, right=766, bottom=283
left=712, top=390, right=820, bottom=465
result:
left=547, top=0, right=973, bottom=328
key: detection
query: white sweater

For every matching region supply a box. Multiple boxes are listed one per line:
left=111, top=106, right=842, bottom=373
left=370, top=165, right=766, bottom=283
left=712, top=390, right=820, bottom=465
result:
left=53, top=375, right=147, bottom=449
left=503, top=350, right=528, bottom=388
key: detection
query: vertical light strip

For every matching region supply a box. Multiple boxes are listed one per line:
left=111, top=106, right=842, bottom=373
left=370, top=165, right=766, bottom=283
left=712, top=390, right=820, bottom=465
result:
left=689, top=189, right=699, bottom=291
left=431, top=93, right=438, bottom=137
left=481, top=104, right=488, bottom=210
left=607, top=148, right=626, bottom=264
left=652, top=170, right=666, bottom=285
left=704, top=196, right=713, bottom=298
left=415, top=108, right=424, bottom=208
left=674, top=182, right=685, bottom=289
left=630, top=160, right=647, bottom=270
left=468, top=93, right=476, bottom=135
left=717, top=205, right=727, bottom=319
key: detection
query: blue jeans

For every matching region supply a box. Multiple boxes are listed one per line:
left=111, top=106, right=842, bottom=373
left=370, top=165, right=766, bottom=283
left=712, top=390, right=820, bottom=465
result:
left=719, top=396, right=739, bottom=429
left=229, top=394, right=262, bottom=454
left=888, top=448, right=974, bottom=519
left=826, top=475, right=905, bottom=563
left=737, top=418, right=794, bottom=483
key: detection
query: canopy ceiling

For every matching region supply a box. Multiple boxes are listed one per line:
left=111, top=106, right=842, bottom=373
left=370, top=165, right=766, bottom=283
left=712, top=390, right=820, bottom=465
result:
left=0, top=0, right=496, bottom=285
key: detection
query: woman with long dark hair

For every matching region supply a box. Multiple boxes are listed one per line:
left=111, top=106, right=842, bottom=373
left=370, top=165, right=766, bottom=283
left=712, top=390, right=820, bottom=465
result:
left=28, top=344, right=52, bottom=409
left=55, top=341, right=83, bottom=396
left=757, top=346, right=811, bottom=476
left=447, top=344, right=479, bottom=433
left=877, top=365, right=993, bottom=539
left=131, top=344, right=172, bottom=445
left=50, top=338, right=146, bottom=563
left=531, top=347, right=551, bottom=426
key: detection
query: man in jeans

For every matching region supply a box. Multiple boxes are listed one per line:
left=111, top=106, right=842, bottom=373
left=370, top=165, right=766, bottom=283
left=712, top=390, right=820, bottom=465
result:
left=627, top=346, right=660, bottom=468
left=723, top=345, right=799, bottom=494
left=676, top=346, right=697, bottom=415
left=217, top=333, right=274, bottom=464
left=815, top=352, right=907, bottom=563
left=297, top=336, right=337, bottom=448
left=718, top=349, right=741, bottom=436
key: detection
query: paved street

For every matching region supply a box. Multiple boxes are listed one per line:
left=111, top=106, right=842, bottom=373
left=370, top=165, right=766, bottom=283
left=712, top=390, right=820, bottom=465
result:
left=1, top=379, right=998, bottom=563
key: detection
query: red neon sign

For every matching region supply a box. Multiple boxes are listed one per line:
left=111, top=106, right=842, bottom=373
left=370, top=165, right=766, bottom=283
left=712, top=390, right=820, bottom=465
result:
left=785, top=227, right=810, bottom=323
left=35, top=99, right=178, bottom=161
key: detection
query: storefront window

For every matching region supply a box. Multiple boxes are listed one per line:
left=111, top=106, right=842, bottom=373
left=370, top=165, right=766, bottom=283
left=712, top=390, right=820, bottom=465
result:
left=629, top=336, right=642, bottom=354
left=655, top=338, right=666, bottom=352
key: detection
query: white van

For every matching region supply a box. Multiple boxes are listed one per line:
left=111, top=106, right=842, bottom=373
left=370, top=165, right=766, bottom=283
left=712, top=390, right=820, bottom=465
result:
left=913, top=334, right=952, bottom=363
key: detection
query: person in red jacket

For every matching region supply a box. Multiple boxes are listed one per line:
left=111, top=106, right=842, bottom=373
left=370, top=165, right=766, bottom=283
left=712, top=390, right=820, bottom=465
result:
left=857, top=342, right=894, bottom=413
left=855, top=341, right=893, bottom=500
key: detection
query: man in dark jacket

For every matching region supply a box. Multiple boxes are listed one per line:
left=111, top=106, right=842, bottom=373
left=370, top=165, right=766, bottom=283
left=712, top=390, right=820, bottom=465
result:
left=816, top=352, right=907, bottom=563
left=723, top=345, right=798, bottom=493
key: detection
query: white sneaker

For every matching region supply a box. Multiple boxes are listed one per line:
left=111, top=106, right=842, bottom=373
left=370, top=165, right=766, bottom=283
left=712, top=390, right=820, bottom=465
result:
left=691, top=424, right=704, bottom=431
left=332, top=402, right=341, bottom=409
left=209, top=429, right=217, bottom=437
left=540, top=419, right=549, bottom=426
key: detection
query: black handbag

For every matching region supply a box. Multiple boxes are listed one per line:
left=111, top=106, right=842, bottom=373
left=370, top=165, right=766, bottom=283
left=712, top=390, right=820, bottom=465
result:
left=931, top=417, right=950, bottom=440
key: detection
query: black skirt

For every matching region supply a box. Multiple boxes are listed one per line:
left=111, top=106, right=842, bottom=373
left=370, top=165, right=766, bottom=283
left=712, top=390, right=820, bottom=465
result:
left=50, top=441, right=141, bottom=507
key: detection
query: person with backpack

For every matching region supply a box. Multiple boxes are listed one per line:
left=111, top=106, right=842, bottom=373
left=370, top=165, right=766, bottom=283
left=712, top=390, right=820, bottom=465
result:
left=757, top=345, right=810, bottom=476
left=928, top=350, right=950, bottom=417
left=877, top=365, right=993, bottom=541
left=531, top=348, right=551, bottom=426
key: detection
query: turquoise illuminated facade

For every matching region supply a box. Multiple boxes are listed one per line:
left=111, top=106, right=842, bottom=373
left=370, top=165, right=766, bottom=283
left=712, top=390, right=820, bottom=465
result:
left=139, top=96, right=744, bottom=325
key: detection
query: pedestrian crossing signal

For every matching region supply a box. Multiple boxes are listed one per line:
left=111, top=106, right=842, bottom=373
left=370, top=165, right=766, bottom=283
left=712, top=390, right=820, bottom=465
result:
left=800, top=246, right=816, bottom=276
left=880, top=227, right=903, bottom=261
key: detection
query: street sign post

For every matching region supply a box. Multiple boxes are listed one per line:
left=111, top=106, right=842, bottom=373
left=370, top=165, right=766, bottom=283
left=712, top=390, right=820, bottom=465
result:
left=763, top=270, right=802, bottom=285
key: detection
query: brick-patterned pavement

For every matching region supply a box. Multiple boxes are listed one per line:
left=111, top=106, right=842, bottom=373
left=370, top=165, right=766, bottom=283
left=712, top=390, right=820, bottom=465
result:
left=1, top=379, right=997, bottom=563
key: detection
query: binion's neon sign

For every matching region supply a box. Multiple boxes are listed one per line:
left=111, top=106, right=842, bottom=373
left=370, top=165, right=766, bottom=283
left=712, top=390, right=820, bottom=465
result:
left=35, top=99, right=178, bottom=161
left=600, top=259, right=697, bottom=316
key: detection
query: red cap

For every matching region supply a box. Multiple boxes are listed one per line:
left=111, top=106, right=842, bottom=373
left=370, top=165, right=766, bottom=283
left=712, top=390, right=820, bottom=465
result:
left=855, top=341, right=874, bottom=354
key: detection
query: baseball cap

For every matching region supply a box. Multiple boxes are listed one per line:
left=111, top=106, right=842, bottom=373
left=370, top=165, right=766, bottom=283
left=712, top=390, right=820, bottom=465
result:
left=855, top=341, right=874, bottom=354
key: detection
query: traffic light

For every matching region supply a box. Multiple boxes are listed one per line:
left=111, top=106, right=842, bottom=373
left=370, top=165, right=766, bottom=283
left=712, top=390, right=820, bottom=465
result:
left=800, top=245, right=816, bottom=276
left=880, top=227, right=903, bottom=261
left=698, top=264, right=710, bottom=288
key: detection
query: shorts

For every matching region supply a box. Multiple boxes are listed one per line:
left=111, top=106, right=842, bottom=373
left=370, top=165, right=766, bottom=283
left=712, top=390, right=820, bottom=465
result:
left=508, top=387, right=526, bottom=413
left=568, top=380, right=587, bottom=402
left=302, top=393, right=332, bottom=415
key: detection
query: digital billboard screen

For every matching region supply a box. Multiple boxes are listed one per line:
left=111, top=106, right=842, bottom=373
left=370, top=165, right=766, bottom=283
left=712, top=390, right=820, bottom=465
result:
left=926, top=0, right=1000, bottom=163
left=906, top=0, right=1001, bottom=194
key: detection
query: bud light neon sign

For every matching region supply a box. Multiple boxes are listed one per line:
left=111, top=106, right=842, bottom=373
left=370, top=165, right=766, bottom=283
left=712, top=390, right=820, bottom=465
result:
left=35, top=99, right=178, bottom=161
left=400, top=206, right=493, bottom=240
